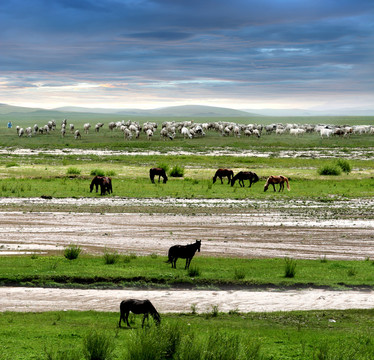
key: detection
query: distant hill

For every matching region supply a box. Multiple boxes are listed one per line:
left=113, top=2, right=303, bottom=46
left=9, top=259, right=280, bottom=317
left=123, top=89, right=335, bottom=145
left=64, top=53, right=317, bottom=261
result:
left=0, top=103, right=44, bottom=115
left=56, top=105, right=256, bottom=117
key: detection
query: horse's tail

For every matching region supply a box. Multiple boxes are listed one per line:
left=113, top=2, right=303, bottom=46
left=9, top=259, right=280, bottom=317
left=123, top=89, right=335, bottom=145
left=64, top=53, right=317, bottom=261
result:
left=165, top=247, right=173, bottom=263
left=285, top=177, right=290, bottom=191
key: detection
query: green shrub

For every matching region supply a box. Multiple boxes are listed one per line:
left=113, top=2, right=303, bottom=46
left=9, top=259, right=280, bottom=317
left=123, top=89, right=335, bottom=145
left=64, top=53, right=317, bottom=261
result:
left=64, top=244, right=82, bottom=260
left=170, top=165, right=184, bottom=177
left=66, top=167, right=81, bottom=175
left=188, top=266, right=201, bottom=277
left=5, top=162, right=19, bottom=168
left=103, top=250, right=119, bottom=265
left=234, top=268, right=246, bottom=280
left=317, top=164, right=342, bottom=176
left=90, top=169, right=105, bottom=176
left=83, top=330, right=114, bottom=360
left=336, top=159, right=352, bottom=174
left=105, top=170, right=116, bottom=177
left=284, top=257, right=297, bottom=278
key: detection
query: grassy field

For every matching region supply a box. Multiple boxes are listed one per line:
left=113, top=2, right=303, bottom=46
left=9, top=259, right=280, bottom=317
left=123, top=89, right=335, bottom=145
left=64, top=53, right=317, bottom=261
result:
left=1, top=255, right=374, bottom=289
left=1, top=309, right=374, bottom=359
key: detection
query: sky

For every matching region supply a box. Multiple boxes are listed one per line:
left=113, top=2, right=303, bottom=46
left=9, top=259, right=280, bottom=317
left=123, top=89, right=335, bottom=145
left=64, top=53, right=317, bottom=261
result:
left=0, top=0, right=373, bottom=111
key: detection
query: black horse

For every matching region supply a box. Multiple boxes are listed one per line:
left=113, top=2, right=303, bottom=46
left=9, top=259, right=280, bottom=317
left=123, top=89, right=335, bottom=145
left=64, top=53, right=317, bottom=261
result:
left=150, top=168, right=168, bottom=184
left=119, top=299, right=161, bottom=328
left=212, top=168, right=234, bottom=184
left=90, top=175, right=113, bottom=195
left=167, top=240, right=201, bottom=269
left=231, top=171, right=259, bottom=188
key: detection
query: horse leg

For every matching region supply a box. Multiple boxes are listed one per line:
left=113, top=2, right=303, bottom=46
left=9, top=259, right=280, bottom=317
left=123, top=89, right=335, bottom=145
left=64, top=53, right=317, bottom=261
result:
left=125, top=311, right=131, bottom=327
left=272, top=184, right=276, bottom=192
left=227, top=176, right=231, bottom=184
left=158, top=175, right=161, bottom=183
left=142, top=313, right=149, bottom=328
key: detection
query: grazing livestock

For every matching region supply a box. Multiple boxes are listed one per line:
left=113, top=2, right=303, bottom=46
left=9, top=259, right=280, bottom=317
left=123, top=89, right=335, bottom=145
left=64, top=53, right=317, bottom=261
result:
left=264, top=175, right=290, bottom=192
left=212, top=169, right=234, bottom=184
left=83, top=123, right=91, bottom=134
left=90, top=176, right=112, bottom=195
left=119, top=299, right=161, bottom=328
left=167, top=240, right=201, bottom=269
left=231, top=171, right=259, bottom=187
left=150, top=168, right=168, bottom=184
left=74, top=130, right=81, bottom=139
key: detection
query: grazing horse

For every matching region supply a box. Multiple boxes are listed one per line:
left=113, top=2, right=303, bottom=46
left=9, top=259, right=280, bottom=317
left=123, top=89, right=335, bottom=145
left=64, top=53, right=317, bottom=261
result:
left=150, top=168, right=168, bottom=184
left=90, top=176, right=113, bottom=195
left=231, top=171, right=259, bottom=187
left=264, top=175, right=290, bottom=192
left=212, top=169, right=234, bottom=184
left=119, top=299, right=161, bottom=328
left=167, top=240, right=201, bottom=269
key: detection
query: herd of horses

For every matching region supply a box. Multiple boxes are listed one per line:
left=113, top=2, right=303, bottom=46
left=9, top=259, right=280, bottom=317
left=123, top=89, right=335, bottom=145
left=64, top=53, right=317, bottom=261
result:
left=89, top=168, right=289, bottom=196
left=213, top=168, right=290, bottom=192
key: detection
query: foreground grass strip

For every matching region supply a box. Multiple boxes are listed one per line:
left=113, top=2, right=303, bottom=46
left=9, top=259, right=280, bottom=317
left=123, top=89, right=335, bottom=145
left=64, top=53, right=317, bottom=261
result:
left=1, top=255, right=374, bottom=289
left=1, top=309, right=374, bottom=359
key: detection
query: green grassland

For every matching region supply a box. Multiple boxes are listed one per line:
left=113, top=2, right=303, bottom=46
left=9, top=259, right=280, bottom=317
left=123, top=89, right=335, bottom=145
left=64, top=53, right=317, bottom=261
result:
left=1, top=309, right=374, bottom=359
left=1, top=255, right=374, bottom=289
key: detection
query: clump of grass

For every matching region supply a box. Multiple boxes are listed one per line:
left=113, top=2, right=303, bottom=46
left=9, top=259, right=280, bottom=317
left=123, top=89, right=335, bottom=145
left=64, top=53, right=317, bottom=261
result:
left=284, top=257, right=297, bottom=278
left=234, top=268, right=246, bottom=280
left=103, top=250, right=119, bottom=265
left=169, top=165, right=184, bottom=177
left=64, top=244, right=81, bottom=260
left=320, top=255, right=328, bottom=263
left=66, top=167, right=81, bottom=175
left=123, top=253, right=137, bottom=263
left=90, top=169, right=105, bottom=176
left=5, top=162, right=19, bottom=168
left=105, top=170, right=116, bottom=177
left=336, top=159, right=352, bottom=174
left=83, top=330, right=115, bottom=360
left=188, top=266, right=201, bottom=277
left=347, top=267, right=357, bottom=277
left=318, top=164, right=342, bottom=176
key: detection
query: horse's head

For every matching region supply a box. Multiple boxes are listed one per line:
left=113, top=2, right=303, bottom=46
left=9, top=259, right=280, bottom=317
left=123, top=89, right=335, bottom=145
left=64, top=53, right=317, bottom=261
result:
left=196, top=240, right=201, bottom=252
left=264, top=183, right=269, bottom=192
left=212, top=176, right=216, bottom=184
left=163, top=174, right=168, bottom=183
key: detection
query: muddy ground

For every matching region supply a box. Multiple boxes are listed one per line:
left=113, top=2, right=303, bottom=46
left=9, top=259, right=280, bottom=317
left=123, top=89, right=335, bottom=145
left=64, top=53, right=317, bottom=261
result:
left=1, top=197, right=373, bottom=313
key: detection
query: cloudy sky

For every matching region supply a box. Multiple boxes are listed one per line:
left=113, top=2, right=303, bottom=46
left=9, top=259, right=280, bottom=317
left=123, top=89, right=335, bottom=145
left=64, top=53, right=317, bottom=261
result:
left=0, top=0, right=373, bottom=110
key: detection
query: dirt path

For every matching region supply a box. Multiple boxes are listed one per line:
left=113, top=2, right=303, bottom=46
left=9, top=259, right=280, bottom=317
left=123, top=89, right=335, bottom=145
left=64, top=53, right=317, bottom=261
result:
left=1, top=287, right=374, bottom=313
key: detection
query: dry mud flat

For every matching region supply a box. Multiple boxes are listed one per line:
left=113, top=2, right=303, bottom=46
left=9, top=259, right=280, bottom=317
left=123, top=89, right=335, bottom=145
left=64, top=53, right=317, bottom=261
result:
left=1, top=287, right=374, bottom=313
left=0, top=197, right=373, bottom=259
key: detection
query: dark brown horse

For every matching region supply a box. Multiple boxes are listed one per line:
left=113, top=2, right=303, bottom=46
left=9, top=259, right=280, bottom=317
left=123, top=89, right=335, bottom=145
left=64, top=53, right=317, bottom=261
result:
left=231, top=171, right=259, bottom=187
left=166, top=240, right=201, bottom=269
left=119, top=299, right=161, bottom=328
left=150, top=168, right=168, bottom=183
left=212, top=168, right=234, bottom=184
left=264, top=175, right=290, bottom=192
left=90, top=176, right=113, bottom=195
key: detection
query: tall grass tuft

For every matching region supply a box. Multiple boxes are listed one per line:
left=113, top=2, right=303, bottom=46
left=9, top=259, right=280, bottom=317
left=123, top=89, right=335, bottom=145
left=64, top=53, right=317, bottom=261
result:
left=64, top=244, right=82, bottom=260
left=336, top=159, right=352, bottom=174
left=317, top=164, right=341, bottom=176
left=169, top=165, right=184, bottom=177
left=83, top=330, right=115, bottom=360
left=90, top=169, right=105, bottom=176
left=66, top=167, right=81, bottom=175
left=234, top=268, right=246, bottom=280
left=103, top=250, right=119, bottom=265
left=125, top=323, right=183, bottom=360
left=284, top=257, right=297, bottom=278
left=187, top=266, right=201, bottom=277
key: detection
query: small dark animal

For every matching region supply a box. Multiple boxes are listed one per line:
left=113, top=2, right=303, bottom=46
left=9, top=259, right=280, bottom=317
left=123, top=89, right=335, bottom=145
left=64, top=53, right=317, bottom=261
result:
left=150, top=167, right=168, bottom=183
left=231, top=171, right=259, bottom=187
left=212, top=168, right=234, bottom=184
left=119, top=299, right=161, bottom=328
left=167, top=240, right=201, bottom=269
left=264, top=175, right=290, bottom=192
left=90, top=175, right=113, bottom=195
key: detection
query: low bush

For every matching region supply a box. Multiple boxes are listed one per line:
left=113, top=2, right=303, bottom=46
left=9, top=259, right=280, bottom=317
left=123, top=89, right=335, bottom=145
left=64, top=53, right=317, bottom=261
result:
left=170, top=165, right=184, bottom=177
left=284, top=257, right=297, bottom=278
left=90, top=169, right=105, bottom=176
left=103, top=250, right=119, bottom=265
left=336, top=159, right=352, bottom=174
left=66, top=167, right=81, bottom=175
left=64, top=244, right=82, bottom=260
left=317, top=164, right=342, bottom=176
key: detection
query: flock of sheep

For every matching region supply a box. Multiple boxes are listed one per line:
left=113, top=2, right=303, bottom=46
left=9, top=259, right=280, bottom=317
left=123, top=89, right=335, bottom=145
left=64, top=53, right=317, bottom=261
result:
left=14, top=118, right=374, bottom=140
